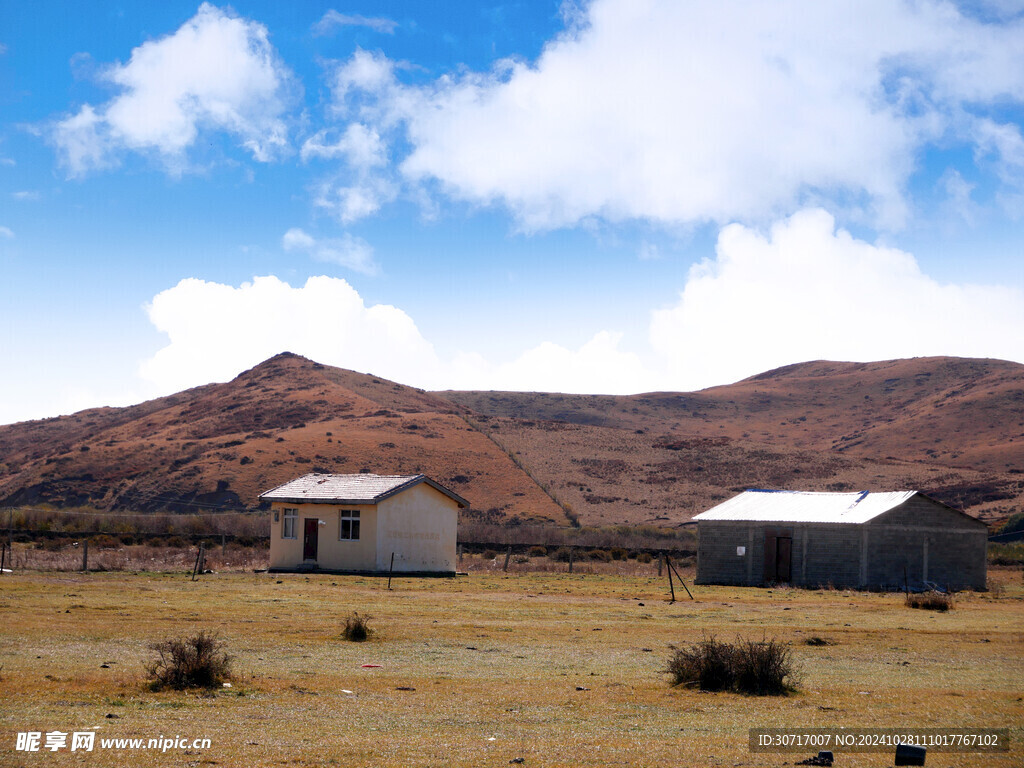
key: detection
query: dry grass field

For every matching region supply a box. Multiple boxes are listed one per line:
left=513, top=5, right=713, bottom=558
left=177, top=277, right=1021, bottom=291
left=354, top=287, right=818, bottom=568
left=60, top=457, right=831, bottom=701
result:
left=0, top=565, right=1021, bottom=767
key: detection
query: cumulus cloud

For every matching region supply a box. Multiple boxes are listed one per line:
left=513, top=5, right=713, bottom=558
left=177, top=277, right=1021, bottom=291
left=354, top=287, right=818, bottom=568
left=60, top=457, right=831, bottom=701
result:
left=138, top=274, right=658, bottom=398
left=320, top=0, right=1024, bottom=231
left=51, top=3, right=296, bottom=176
left=141, top=275, right=438, bottom=392
left=650, top=208, right=1024, bottom=390
left=313, top=10, right=398, bottom=36
left=451, top=331, right=655, bottom=395
left=301, top=123, right=386, bottom=167
left=282, top=227, right=378, bottom=275
left=0, top=225, right=13, bottom=238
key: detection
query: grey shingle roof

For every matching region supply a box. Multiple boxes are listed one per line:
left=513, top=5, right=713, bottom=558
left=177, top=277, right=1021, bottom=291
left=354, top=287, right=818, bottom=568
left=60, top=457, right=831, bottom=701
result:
left=259, top=473, right=468, bottom=507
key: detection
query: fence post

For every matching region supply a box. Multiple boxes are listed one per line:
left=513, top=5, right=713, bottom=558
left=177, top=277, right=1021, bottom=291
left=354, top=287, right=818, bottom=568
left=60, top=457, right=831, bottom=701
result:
left=82, top=540, right=89, bottom=572
left=568, top=546, right=575, bottom=574
left=665, top=554, right=676, bottom=603
left=388, top=552, right=396, bottom=590
left=503, top=545, right=512, bottom=572
left=191, top=544, right=204, bottom=581
left=221, top=534, right=226, bottom=556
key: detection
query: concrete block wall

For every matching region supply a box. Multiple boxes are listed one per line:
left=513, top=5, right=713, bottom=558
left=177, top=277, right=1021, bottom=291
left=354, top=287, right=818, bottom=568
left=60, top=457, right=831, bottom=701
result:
left=696, top=494, right=987, bottom=590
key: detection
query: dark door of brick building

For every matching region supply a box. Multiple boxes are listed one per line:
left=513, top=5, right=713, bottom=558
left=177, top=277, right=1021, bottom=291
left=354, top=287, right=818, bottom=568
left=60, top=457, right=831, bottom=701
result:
left=303, top=518, right=319, bottom=561
left=764, top=531, right=793, bottom=584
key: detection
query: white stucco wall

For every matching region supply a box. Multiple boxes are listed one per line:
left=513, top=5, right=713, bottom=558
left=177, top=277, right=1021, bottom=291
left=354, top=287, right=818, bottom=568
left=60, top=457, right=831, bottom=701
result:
left=376, top=482, right=459, bottom=573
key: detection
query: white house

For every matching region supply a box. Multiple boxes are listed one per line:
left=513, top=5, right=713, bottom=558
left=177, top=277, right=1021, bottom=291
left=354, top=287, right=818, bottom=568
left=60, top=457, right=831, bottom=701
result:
left=260, top=473, right=467, bottom=575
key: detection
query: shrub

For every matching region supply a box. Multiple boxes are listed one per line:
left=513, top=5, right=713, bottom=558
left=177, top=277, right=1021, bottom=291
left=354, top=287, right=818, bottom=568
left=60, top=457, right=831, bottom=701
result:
left=481, top=549, right=499, bottom=560
left=610, top=547, right=628, bottom=561
left=528, top=546, right=547, bottom=558
left=146, top=631, right=232, bottom=691
left=988, top=542, right=1024, bottom=566
left=667, top=636, right=736, bottom=691
left=906, top=591, right=954, bottom=611
left=342, top=613, right=372, bottom=642
left=998, top=511, right=1024, bottom=536
left=165, top=536, right=187, bottom=549
left=550, top=547, right=573, bottom=562
left=637, top=552, right=654, bottom=564
left=732, top=637, right=795, bottom=695
left=588, top=549, right=612, bottom=562
left=667, top=635, right=796, bottom=696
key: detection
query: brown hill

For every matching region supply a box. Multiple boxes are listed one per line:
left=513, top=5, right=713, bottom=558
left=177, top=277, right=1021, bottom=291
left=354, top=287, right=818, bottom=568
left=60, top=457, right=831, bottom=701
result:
left=438, top=357, right=1024, bottom=527
left=0, top=353, right=564, bottom=523
left=1, top=354, right=1021, bottom=529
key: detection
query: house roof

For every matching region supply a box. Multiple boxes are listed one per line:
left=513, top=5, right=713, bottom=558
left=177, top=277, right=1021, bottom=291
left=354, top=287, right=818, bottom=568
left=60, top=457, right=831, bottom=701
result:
left=259, top=473, right=469, bottom=508
left=692, top=489, right=920, bottom=524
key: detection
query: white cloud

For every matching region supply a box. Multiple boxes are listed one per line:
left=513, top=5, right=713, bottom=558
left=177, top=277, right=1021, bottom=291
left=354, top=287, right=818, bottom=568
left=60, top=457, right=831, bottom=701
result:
left=281, top=227, right=379, bottom=275
left=0, top=226, right=13, bottom=238
left=301, top=123, right=385, bottom=167
left=650, top=208, right=1024, bottom=390
left=451, top=331, right=655, bottom=395
left=313, top=10, right=398, bottom=36
left=141, top=275, right=438, bottom=393
left=139, top=274, right=658, bottom=398
left=312, top=176, right=397, bottom=224
left=13, top=190, right=40, bottom=201
left=51, top=3, right=296, bottom=176
left=124, top=216, right=1024, bottom=409
left=324, top=0, right=1024, bottom=231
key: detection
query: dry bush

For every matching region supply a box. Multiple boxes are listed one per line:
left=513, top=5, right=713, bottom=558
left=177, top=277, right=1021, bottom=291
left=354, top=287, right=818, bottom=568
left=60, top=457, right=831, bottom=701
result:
left=146, top=631, right=232, bottom=691
left=906, top=591, right=954, bottom=611
left=342, top=612, right=372, bottom=642
left=667, top=635, right=797, bottom=696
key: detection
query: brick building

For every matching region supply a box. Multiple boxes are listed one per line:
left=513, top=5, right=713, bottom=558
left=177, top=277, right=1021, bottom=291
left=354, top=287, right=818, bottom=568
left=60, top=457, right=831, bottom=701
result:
left=693, top=490, right=987, bottom=591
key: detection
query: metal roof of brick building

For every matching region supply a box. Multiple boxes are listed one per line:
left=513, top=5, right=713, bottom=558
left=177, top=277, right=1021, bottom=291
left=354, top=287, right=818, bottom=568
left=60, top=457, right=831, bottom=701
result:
left=692, top=489, right=918, bottom=524
left=259, top=473, right=468, bottom=507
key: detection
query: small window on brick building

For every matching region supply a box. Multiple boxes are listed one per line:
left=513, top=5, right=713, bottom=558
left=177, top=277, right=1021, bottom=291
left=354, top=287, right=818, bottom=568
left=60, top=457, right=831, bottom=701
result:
left=339, top=510, right=360, bottom=541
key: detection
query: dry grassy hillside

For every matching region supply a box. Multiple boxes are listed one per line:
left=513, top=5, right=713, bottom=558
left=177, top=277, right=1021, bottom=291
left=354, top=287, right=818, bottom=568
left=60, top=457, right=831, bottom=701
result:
left=0, top=353, right=564, bottom=523
left=1, top=354, right=1021, bottom=528
left=439, top=357, right=1024, bottom=526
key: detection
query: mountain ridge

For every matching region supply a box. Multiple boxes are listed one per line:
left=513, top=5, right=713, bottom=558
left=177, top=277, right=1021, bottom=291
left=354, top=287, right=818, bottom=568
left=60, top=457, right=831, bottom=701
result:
left=1, top=353, right=1021, bottom=528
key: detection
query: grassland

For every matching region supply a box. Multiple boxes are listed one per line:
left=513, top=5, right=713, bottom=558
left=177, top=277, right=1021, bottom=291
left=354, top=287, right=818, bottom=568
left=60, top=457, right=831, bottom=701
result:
left=1, top=564, right=1021, bottom=767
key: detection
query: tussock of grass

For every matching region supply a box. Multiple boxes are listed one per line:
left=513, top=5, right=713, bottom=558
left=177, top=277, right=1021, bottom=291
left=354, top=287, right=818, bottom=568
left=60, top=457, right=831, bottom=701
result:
left=146, top=631, right=232, bottom=691
left=342, top=612, right=373, bottom=642
left=906, top=591, right=954, bottom=611
left=667, top=635, right=797, bottom=695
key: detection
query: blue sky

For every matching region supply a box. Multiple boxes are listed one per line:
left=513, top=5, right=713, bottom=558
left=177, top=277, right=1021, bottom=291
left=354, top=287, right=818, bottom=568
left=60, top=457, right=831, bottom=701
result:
left=2, top=0, right=1024, bottom=425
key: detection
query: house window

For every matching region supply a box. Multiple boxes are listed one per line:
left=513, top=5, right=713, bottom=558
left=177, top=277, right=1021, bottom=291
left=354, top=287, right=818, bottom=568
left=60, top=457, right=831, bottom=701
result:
left=282, top=508, right=298, bottom=539
left=339, top=510, right=360, bottom=541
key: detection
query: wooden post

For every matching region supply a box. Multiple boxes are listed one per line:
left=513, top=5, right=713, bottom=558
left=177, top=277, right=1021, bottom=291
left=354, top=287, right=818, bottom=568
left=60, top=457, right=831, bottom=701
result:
left=2, top=508, right=11, bottom=574
left=221, top=534, right=226, bottom=556
left=657, top=554, right=663, bottom=577
left=568, top=546, right=575, bottom=574
left=191, top=544, right=204, bottom=581
left=904, top=563, right=909, bottom=599
left=503, top=545, right=512, bottom=572
left=387, top=552, right=395, bottom=590
left=81, top=540, right=88, bottom=572
left=668, top=557, right=694, bottom=600
left=665, top=554, right=676, bottom=603
left=457, top=543, right=463, bottom=565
